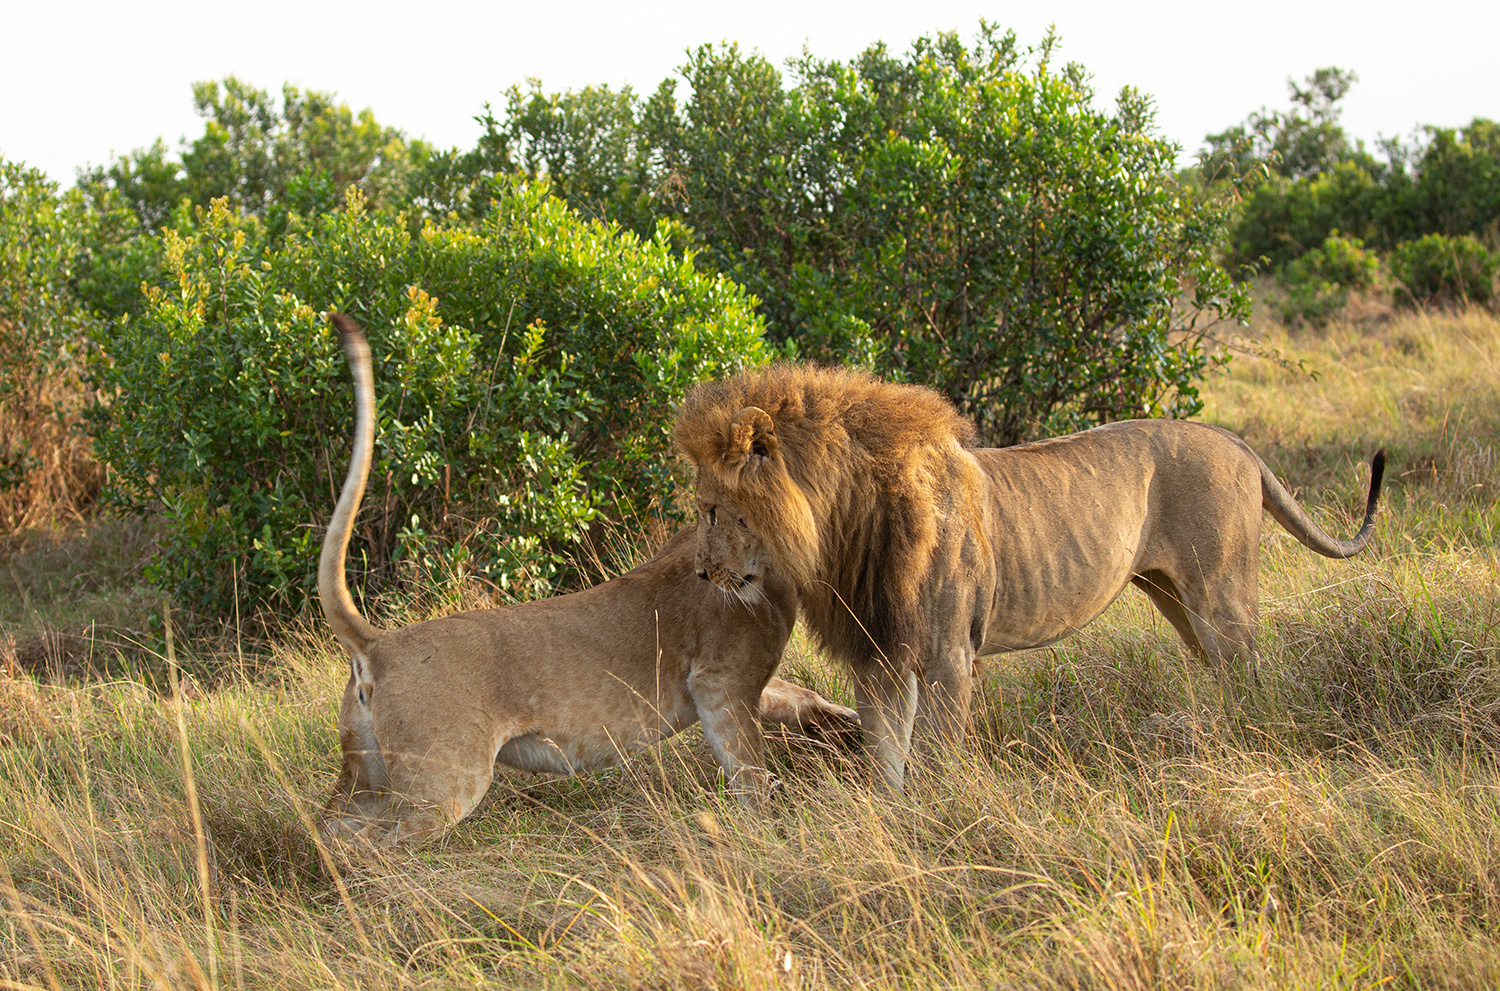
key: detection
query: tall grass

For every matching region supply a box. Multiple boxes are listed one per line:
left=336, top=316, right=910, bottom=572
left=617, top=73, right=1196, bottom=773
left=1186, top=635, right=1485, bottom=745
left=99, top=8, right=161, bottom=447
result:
left=2, top=305, right=1498, bottom=988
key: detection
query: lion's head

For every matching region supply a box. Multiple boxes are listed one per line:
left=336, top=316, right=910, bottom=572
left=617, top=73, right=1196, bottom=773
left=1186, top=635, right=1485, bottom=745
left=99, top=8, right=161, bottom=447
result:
left=687, top=406, right=819, bottom=594
left=675, top=364, right=976, bottom=665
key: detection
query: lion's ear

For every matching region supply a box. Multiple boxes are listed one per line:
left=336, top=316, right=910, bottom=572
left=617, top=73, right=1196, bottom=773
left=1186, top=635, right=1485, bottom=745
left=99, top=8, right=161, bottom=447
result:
left=730, top=407, right=778, bottom=464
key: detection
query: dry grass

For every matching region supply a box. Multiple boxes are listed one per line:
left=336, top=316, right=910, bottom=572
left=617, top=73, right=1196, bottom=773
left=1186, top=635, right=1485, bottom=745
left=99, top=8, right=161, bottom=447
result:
left=0, top=515, right=164, bottom=683
left=3, top=303, right=1500, bottom=988
left=0, top=330, right=103, bottom=535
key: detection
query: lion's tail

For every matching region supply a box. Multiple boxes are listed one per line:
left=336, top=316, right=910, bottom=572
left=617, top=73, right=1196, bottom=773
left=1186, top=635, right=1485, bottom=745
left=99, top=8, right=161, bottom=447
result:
left=319, top=313, right=382, bottom=656
left=1260, top=447, right=1385, bottom=559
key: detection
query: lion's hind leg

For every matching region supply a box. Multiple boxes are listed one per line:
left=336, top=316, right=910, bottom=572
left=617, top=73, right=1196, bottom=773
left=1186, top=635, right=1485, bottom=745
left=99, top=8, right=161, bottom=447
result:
left=1133, top=568, right=1258, bottom=676
left=1132, top=571, right=1205, bottom=655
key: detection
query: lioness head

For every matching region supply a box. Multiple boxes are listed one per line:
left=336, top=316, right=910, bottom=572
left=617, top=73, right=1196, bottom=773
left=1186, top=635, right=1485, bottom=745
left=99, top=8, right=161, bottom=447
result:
left=681, top=406, right=819, bottom=592
left=692, top=484, right=766, bottom=593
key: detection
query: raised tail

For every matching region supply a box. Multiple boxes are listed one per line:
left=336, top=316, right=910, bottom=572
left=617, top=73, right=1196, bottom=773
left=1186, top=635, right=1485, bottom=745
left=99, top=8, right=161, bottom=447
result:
left=1260, top=448, right=1386, bottom=559
left=318, top=313, right=381, bottom=655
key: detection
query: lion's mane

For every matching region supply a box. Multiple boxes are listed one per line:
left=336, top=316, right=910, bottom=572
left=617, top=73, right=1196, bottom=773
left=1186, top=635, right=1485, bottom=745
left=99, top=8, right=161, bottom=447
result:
left=674, top=364, right=976, bottom=670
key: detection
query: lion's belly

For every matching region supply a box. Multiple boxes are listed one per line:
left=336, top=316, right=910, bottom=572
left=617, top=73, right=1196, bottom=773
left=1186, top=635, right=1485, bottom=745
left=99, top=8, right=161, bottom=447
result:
left=971, top=434, right=1171, bottom=653
left=982, top=573, right=1138, bottom=651
left=980, top=511, right=1145, bottom=652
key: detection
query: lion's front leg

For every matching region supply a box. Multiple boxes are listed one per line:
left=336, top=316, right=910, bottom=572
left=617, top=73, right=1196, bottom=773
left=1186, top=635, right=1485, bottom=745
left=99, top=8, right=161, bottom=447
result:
left=851, top=660, right=918, bottom=792
left=911, top=640, right=976, bottom=754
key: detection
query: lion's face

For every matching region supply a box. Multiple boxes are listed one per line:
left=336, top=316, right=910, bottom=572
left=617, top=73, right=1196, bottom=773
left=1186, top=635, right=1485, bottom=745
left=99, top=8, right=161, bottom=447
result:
left=693, top=481, right=771, bottom=602
left=678, top=402, right=822, bottom=592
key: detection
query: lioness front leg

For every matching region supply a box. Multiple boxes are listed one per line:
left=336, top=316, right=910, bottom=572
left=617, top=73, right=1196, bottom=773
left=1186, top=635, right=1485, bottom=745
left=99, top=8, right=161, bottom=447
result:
left=689, top=669, right=771, bottom=807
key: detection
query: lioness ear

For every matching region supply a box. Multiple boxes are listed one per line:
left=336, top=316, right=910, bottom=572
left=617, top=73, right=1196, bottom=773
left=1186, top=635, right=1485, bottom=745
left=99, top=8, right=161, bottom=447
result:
left=730, top=407, right=778, bottom=464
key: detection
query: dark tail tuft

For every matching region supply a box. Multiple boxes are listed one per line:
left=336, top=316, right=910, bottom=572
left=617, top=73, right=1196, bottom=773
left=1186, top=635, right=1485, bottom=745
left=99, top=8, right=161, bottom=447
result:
left=1366, top=448, right=1386, bottom=521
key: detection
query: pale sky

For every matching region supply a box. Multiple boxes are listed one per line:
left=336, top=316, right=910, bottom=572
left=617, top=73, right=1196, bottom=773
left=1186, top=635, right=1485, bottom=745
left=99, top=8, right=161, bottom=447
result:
left=5, top=0, right=1495, bottom=185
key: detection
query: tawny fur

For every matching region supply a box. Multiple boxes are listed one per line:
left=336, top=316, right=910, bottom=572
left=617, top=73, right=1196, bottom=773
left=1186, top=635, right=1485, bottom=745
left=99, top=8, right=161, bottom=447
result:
left=318, top=318, right=858, bottom=847
left=675, top=363, right=1384, bottom=790
left=675, top=365, right=978, bottom=669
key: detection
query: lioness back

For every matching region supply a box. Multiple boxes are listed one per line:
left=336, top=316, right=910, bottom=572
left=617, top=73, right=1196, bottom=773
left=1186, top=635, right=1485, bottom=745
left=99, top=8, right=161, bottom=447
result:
left=363, top=528, right=798, bottom=732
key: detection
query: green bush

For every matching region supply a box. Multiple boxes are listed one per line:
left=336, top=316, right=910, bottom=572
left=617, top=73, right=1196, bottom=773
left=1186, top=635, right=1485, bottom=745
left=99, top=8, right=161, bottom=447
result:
left=1229, top=160, right=1394, bottom=272
left=1277, top=233, right=1380, bottom=326
left=1406, top=120, right=1500, bottom=243
left=687, top=33, right=1248, bottom=443
left=0, top=162, right=139, bottom=411
left=68, top=29, right=1252, bottom=462
left=1388, top=233, right=1498, bottom=308
left=665, top=31, right=1251, bottom=443
left=87, top=184, right=767, bottom=619
left=503, top=26, right=1250, bottom=445
left=0, top=159, right=143, bottom=523
left=80, top=77, right=435, bottom=237
left=1204, top=69, right=1499, bottom=274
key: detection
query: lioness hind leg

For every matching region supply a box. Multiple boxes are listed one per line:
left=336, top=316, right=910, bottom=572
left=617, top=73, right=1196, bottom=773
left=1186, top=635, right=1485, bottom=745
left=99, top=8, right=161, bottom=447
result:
left=321, top=758, right=399, bottom=844
left=319, top=681, right=491, bottom=848
left=325, top=757, right=495, bottom=849
left=365, top=720, right=505, bottom=846
left=851, top=662, right=919, bottom=793
left=320, top=680, right=397, bottom=843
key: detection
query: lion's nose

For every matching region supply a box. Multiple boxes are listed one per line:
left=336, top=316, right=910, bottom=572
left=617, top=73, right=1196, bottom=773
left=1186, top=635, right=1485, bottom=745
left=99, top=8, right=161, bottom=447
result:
left=696, top=568, right=710, bottom=580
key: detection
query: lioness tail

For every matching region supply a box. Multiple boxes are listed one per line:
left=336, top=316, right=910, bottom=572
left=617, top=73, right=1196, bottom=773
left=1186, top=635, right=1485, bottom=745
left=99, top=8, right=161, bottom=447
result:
left=319, top=313, right=381, bottom=654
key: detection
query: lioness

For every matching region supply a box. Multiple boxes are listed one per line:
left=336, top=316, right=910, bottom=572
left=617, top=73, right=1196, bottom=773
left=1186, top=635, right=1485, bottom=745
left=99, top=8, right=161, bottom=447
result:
left=675, top=365, right=1384, bottom=790
left=319, top=317, right=857, bottom=846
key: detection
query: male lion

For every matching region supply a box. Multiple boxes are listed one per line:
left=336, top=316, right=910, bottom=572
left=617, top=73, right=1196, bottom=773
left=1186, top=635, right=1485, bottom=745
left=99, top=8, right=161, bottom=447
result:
left=319, top=316, right=857, bottom=846
left=674, top=364, right=1384, bottom=790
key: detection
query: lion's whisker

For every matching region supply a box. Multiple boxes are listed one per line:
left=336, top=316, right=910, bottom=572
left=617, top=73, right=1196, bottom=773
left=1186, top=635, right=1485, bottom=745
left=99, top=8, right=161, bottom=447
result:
left=734, top=579, right=766, bottom=610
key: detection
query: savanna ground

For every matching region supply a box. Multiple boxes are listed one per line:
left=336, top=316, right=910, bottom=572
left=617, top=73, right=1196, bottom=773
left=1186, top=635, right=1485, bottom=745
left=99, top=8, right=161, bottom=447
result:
left=2, top=297, right=1499, bottom=989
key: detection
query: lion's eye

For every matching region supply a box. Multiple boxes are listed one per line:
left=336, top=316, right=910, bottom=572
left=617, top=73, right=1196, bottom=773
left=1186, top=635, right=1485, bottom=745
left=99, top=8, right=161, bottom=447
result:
left=737, top=517, right=747, bottom=528
left=708, top=508, right=717, bottom=526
